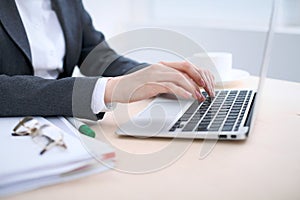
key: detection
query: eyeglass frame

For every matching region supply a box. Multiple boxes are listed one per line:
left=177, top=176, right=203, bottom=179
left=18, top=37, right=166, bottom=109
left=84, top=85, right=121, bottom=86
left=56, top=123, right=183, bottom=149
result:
left=12, top=117, right=67, bottom=155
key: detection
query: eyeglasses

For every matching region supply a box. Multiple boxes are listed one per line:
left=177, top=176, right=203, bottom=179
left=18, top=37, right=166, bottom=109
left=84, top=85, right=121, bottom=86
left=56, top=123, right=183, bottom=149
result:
left=12, top=117, right=67, bottom=155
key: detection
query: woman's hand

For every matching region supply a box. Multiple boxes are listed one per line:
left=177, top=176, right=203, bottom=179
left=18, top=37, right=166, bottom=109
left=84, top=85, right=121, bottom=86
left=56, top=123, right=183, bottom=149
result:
left=104, top=61, right=215, bottom=104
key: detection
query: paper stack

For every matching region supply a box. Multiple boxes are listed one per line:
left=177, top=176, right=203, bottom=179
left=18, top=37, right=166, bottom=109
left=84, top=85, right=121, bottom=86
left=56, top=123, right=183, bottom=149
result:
left=0, top=117, right=115, bottom=197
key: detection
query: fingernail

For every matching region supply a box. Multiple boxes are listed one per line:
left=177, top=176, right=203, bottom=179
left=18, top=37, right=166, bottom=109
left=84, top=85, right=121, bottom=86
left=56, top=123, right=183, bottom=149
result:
left=199, top=79, right=205, bottom=87
left=195, top=91, right=204, bottom=101
left=210, top=89, right=215, bottom=97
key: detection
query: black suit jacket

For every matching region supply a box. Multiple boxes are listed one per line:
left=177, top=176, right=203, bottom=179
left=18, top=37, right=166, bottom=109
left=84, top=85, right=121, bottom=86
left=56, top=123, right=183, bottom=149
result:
left=0, top=0, right=147, bottom=120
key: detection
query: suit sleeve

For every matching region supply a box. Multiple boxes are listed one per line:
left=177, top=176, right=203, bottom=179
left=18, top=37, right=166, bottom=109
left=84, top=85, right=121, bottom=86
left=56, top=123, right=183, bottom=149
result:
left=77, top=0, right=149, bottom=77
left=0, top=75, right=103, bottom=120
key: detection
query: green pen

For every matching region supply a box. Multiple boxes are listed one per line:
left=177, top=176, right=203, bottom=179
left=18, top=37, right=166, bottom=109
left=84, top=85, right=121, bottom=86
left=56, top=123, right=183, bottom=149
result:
left=66, top=117, right=96, bottom=138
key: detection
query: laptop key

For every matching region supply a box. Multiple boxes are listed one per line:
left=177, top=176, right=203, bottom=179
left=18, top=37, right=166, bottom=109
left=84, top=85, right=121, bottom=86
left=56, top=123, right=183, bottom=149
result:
left=222, top=125, right=233, bottom=131
left=182, top=121, right=198, bottom=132
left=169, top=127, right=176, bottom=132
left=208, top=127, right=219, bottom=131
left=197, top=125, right=208, bottom=131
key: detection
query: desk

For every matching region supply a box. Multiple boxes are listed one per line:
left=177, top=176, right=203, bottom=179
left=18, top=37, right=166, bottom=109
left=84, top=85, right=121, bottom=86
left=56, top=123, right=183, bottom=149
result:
left=4, top=78, right=300, bottom=200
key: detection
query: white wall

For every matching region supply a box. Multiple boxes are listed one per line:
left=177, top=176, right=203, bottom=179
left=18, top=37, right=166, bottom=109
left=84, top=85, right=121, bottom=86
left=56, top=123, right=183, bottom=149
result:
left=82, top=0, right=300, bottom=82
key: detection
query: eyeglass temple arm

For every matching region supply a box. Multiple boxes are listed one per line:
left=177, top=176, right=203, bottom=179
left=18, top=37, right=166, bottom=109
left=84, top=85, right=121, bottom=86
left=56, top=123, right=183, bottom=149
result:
left=39, top=135, right=67, bottom=155
left=13, top=117, right=34, bottom=132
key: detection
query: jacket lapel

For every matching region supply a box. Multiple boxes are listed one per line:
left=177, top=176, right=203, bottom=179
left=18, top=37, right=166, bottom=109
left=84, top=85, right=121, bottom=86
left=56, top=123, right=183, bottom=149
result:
left=51, top=0, right=81, bottom=76
left=0, top=0, right=32, bottom=62
left=0, top=0, right=80, bottom=76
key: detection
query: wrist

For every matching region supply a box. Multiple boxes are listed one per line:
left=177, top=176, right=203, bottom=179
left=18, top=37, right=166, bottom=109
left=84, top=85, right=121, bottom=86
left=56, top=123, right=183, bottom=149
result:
left=104, top=77, right=120, bottom=104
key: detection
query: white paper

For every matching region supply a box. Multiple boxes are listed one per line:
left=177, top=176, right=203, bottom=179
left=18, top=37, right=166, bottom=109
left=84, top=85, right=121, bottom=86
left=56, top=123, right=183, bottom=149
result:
left=0, top=117, right=114, bottom=197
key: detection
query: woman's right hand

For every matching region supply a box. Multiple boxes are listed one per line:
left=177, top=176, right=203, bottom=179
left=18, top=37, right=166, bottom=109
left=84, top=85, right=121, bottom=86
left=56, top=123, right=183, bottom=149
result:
left=104, top=61, right=215, bottom=104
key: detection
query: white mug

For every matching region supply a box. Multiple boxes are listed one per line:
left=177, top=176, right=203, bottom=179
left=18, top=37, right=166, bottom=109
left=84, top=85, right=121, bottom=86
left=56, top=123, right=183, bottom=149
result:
left=192, top=52, right=233, bottom=80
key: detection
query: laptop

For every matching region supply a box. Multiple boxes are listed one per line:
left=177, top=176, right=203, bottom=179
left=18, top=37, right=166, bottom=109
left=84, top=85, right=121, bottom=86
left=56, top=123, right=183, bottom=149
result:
left=116, top=1, right=278, bottom=140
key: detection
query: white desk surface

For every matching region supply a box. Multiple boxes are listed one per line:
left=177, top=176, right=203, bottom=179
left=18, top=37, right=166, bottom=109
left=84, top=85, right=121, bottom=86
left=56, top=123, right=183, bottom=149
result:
left=4, top=78, right=300, bottom=200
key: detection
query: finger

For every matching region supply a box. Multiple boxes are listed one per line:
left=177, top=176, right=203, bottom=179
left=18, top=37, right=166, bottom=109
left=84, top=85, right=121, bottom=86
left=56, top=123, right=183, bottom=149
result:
left=183, top=73, right=199, bottom=91
left=159, top=61, right=209, bottom=100
left=209, top=72, right=216, bottom=88
left=183, top=73, right=206, bottom=101
left=160, top=61, right=206, bottom=87
left=202, top=69, right=215, bottom=97
left=156, top=71, right=205, bottom=101
left=197, top=68, right=211, bottom=96
left=197, top=68, right=216, bottom=97
left=207, top=70, right=216, bottom=96
left=181, top=73, right=206, bottom=101
left=206, top=71, right=216, bottom=95
left=154, top=82, right=195, bottom=100
left=161, top=61, right=214, bottom=98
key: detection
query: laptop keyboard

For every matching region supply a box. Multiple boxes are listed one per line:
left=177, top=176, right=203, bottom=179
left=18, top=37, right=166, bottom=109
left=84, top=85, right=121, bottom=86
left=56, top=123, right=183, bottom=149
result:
left=169, top=90, right=253, bottom=132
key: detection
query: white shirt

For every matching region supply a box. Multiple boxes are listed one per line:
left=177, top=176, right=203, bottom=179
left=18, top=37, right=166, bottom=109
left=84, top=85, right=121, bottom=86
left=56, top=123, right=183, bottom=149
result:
left=15, top=0, right=110, bottom=114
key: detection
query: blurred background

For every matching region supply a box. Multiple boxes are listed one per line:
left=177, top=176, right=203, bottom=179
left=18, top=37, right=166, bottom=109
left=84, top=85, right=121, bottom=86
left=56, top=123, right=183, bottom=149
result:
left=82, top=0, right=300, bottom=82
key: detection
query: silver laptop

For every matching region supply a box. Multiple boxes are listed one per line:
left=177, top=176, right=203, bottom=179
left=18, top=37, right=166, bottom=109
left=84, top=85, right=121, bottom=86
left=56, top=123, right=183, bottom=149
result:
left=116, top=1, right=278, bottom=140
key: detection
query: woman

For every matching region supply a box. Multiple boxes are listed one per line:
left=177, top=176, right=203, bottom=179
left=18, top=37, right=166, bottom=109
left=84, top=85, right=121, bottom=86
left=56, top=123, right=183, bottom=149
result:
left=0, top=0, right=215, bottom=120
